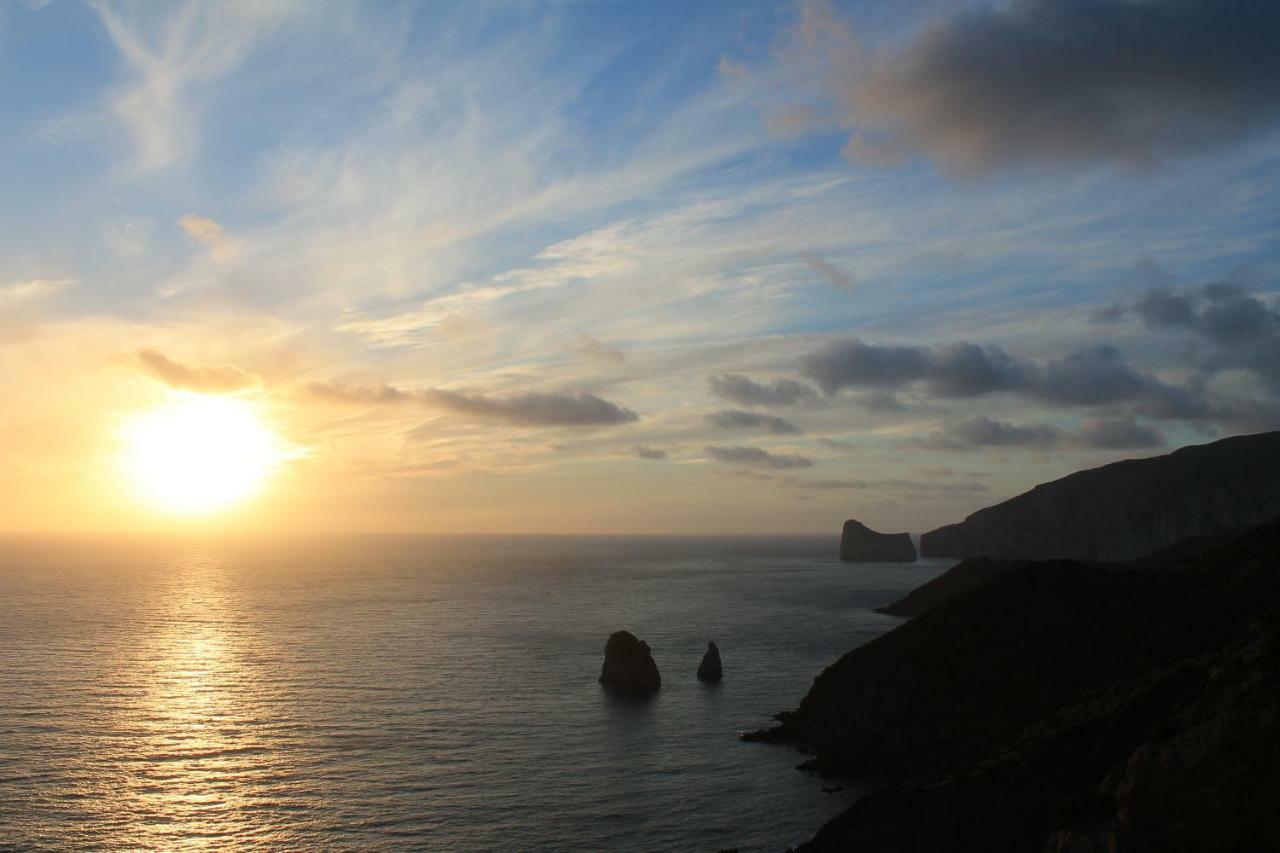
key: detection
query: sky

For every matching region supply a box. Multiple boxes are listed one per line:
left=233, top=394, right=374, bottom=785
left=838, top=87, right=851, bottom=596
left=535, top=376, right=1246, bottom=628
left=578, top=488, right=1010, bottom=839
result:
left=2, top=0, right=1279, bottom=535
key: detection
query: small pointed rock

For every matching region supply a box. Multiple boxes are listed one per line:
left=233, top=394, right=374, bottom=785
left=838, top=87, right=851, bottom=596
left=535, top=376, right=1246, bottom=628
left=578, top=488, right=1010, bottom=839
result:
left=697, top=641, right=723, bottom=682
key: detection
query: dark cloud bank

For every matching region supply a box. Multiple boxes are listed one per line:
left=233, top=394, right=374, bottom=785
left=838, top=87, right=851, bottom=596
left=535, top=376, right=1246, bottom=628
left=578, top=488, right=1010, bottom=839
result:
left=799, top=330, right=1280, bottom=432
left=1100, top=282, right=1280, bottom=392
left=808, top=0, right=1280, bottom=171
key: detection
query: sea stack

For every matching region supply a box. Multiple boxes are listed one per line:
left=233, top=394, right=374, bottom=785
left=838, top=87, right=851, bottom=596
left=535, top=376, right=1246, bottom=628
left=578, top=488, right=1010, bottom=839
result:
left=697, top=641, right=723, bottom=682
left=598, top=631, right=661, bottom=690
left=839, top=519, right=917, bottom=562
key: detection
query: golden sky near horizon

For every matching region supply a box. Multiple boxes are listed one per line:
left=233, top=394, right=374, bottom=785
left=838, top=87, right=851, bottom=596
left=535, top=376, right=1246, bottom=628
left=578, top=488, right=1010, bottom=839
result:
left=3, top=1, right=1279, bottom=534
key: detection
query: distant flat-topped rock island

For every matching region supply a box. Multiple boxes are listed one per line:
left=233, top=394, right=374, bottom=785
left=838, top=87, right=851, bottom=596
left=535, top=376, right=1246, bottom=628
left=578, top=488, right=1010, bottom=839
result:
left=839, top=520, right=917, bottom=563
left=920, top=431, right=1280, bottom=562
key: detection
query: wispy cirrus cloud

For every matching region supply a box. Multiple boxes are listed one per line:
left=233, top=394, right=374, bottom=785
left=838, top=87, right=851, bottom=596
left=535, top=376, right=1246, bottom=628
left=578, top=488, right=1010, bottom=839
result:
left=0, top=278, right=73, bottom=308
left=92, top=0, right=308, bottom=172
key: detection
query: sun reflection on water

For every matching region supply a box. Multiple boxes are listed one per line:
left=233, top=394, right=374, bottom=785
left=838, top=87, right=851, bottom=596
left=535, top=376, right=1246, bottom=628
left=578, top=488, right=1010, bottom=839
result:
left=112, top=551, right=288, bottom=848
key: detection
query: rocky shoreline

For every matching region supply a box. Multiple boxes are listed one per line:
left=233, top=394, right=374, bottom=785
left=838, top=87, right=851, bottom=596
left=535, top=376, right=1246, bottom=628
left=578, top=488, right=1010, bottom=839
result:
left=750, top=519, right=1280, bottom=850
left=746, top=432, right=1280, bottom=852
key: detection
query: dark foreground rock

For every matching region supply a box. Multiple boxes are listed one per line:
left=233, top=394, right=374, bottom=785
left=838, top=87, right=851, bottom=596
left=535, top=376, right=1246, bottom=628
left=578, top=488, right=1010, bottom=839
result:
left=874, top=557, right=1025, bottom=617
left=598, top=631, right=661, bottom=690
left=920, top=431, right=1280, bottom=561
left=697, top=641, right=723, bottom=682
left=877, top=536, right=1228, bottom=620
left=751, top=518, right=1280, bottom=852
left=840, top=520, right=917, bottom=562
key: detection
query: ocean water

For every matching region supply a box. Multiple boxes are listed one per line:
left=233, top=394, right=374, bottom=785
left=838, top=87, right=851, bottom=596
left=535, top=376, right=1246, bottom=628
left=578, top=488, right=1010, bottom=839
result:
left=0, top=535, right=950, bottom=851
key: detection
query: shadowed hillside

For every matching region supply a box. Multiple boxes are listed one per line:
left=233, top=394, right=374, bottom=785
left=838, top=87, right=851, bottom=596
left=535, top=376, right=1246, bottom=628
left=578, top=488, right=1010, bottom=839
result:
left=749, top=519, right=1280, bottom=852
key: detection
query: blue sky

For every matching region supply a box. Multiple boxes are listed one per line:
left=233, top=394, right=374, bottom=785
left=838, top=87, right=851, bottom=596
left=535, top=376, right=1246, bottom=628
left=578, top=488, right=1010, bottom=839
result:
left=2, top=0, right=1279, bottom=534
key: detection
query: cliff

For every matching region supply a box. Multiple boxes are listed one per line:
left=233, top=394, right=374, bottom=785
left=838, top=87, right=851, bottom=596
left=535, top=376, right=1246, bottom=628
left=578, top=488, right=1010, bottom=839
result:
left=748, top=518, right=1280, bottom=852
left=840, top=520, right=917, bottom=562
left=920, top=431, right=1280, bottom=561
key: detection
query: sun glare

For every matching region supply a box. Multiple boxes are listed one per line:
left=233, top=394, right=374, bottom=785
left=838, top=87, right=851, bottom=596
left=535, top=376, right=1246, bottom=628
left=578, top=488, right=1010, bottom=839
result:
left=119, top=395, right=297, bottom=515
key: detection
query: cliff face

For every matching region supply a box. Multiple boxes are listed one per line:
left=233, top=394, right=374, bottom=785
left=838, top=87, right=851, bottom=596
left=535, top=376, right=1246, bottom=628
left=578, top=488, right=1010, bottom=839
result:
left=920, top=431, right=1280, bottom=561
left=751, top=519, right=1280, bottom=852
left=840, top=520, right=917, bottom=562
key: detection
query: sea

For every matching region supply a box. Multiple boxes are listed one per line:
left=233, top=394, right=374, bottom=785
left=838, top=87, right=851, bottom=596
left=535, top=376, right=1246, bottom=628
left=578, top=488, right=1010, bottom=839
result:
left=0, top=535, right=951, bottom=851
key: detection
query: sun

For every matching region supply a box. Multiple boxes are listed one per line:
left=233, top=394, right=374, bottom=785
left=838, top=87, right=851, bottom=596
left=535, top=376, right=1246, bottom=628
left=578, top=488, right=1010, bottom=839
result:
left=119, top=394, right=298, bottom=515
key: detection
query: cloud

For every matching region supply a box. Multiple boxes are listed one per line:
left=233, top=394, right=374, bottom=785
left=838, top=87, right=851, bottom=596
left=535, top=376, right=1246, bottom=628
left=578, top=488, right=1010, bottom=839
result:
left=1075, top=416, right=1166, bottom=450
left=855, top=390, right=907, bottom=412
left=424, top=389, right=638, bottom=427
left=800, top=337, right=1213, bottom=415
left=0, top=278, right=72, bottom=308
left=1100, top=282, right=1280, bottom=392
left=1033, top=345, right=1150, bottom=406
left=800, top=338, right=1031, bottom=398
left=915, top=416, right=1063, bottom=451
left=305, top=381, right=411, bottom=404
left=706, top=409, right=802, bottom=435
left=705, top=445, right=813, bottom=469
left=93, top=1, right=305, bottom=171
left=135, top=349, right=261, bottom=393
left=708, top=373, right=818, bottom=407
left=306, top=381, right=638, bottom=427
left=566, top=333, right=625, bottom=364
left=912, top=414, right=1166, bottom=452
left=179, top=214, right=232, bottom=259
left=798, top=251, right=854, bottom=291
left=631, top=445, right=667, bottom=460
left=783, top=0, right=1280, bottom=173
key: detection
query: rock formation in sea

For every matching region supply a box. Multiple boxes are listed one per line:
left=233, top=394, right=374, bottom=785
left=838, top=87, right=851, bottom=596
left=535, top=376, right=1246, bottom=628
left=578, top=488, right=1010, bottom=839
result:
left=746, top=517, right=1280, bottom=852
left=697, top=641, right=723, bottom=682
left=598, top=630, right=661, bottom=690
left=839, top=520, right=917, bottom=562
left=920, top=431, right=1280, bottom=562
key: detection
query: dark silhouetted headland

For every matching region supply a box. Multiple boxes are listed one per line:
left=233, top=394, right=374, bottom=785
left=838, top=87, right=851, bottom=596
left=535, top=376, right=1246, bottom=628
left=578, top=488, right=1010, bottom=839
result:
left=748, top=514, right=1280, bottom=850
left=921, top=431, right=1280, bottom=561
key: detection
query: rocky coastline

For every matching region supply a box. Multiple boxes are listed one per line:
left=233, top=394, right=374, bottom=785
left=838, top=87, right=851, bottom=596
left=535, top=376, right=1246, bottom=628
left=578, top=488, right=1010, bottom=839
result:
left=919, top=431, right=1280, bottom=562
left=748, top=431, right=1280, bottom=852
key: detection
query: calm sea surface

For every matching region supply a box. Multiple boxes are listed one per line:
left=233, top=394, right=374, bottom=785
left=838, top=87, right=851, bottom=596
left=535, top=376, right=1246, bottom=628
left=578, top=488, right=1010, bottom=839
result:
left=0, top=535, right=950, bottom=851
